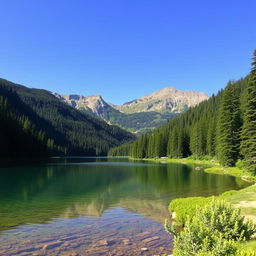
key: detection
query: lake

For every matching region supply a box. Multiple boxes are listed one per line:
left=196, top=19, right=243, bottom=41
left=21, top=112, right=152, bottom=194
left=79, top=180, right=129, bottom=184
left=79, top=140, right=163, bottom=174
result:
left=0, top=157, right=249, bottom=256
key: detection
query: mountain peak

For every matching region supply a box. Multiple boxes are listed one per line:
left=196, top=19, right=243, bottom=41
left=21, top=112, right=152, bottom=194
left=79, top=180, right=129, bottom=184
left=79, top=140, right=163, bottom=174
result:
left=52, top=86, right=209, bottom=134
left=156, top=87, right=178, bottom=93
left=87, top=94, right=103, bottom=101
left=52, top=92, right=111, bottom=117
left=144, top=87, right=207, bottom=99
left=118, top=87, right=209, bottom=113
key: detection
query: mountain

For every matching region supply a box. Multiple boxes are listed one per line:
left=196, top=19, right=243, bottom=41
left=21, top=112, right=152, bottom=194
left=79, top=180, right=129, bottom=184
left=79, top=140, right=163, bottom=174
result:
left=52, top=93, right=116, bottom=120
left=0, top=78, right=135, bottom=157
left=108, top=76, right=249, bottom=167
left=117, top=87, right=209, bottom=114
left=53, top=87, right=208, bottom=134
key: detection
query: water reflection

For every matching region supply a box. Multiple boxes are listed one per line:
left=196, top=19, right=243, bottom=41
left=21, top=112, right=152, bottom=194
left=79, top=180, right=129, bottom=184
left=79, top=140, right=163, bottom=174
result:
left=0, top=158, right=249, bottom=231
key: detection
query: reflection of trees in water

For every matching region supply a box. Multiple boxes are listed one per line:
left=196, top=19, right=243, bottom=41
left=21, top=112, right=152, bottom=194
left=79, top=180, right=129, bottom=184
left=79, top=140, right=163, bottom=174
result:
left=132, top=163, right=190, bottom=191
left=0, top=161, right=248, bottom=231
left=132, top=163, right=248, bottom=197
left=0, top=163, right=134, bottom=231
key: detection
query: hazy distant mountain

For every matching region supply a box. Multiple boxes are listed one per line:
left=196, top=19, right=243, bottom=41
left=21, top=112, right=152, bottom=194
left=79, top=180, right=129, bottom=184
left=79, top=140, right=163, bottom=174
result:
left=116, top=87, right=209, bottom=113
left=53, top=87, right=209, bottom=134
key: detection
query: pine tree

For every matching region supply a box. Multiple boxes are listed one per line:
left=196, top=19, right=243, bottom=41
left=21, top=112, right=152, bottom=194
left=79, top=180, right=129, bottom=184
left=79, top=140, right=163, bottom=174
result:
left=154, top=132, right=162, bottom=158
left=167, top=127, right=178, bottom=158
left=176, top=129, right=186, bottom=158
left=207, top=118, right=216, bottom=157
left=217, top=82, right=242, bottom=166
left=190, top=122, right=206, bottom=158
left=241, top=50, right=256, bottom=172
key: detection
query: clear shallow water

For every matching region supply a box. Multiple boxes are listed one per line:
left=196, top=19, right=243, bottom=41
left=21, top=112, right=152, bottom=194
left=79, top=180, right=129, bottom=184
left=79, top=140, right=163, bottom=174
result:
left=0, top=157, right=249, bottom=255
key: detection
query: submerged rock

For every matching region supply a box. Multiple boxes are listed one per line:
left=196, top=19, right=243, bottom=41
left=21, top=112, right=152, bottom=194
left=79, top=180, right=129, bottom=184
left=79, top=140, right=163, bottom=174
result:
left=42, top=241, right=63, bottom=250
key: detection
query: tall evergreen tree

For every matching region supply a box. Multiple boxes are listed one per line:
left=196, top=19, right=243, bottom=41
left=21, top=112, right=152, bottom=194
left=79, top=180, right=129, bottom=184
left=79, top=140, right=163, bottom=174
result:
left=217, top=82, right=242, bottom=166
left=206, top=118, right=216, bottom=157
left=167, top=127, right=178, bottom=158
left=241, top=50, right=256, bottom=172
left=190, top=121, right=206, bottom=158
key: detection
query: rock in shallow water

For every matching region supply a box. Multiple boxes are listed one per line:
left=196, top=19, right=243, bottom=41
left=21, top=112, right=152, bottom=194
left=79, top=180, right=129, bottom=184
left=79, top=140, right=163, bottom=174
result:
left=43, top=241, right=63, bottom=250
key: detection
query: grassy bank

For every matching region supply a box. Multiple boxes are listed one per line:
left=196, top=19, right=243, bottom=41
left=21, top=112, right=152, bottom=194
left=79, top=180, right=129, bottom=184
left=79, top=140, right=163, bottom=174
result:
left=131, top=156, right=256, bottom=250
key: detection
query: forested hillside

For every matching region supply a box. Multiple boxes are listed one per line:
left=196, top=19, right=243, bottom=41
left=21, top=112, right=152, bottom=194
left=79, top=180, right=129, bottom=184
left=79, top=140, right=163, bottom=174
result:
left=0, top=85, right=62, bottom=158
left=0, top=79, right=135, bottom=157
left=109, top=51, right=256, bottom=173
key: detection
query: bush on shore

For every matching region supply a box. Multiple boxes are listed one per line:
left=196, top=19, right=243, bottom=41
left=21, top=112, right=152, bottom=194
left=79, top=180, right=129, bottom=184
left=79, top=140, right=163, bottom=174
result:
left=165, top=199, right=256, bottom=256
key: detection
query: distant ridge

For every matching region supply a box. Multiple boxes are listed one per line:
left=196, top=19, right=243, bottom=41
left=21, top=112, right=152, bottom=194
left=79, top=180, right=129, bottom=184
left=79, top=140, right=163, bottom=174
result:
left=53, top=87, right=208, bottom=134
left=116, top=87, right=209, bottom=113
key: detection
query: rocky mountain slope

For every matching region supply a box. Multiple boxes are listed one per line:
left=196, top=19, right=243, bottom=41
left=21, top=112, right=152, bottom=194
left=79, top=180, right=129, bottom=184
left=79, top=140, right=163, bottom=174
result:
left=53, top=87, right=208, bottom=134
left=117, top=87, right=209, bottom=113
left=52, top=93, right=112, bottom=118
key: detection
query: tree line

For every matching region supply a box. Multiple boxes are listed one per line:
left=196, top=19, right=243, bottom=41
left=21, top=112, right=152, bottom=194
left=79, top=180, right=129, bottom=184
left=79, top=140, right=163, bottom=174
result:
left=0, top=85, right=63, bottom=158
left=109, top=51, right=256, bottom=173
left=0, top=79, right=134, bottom=158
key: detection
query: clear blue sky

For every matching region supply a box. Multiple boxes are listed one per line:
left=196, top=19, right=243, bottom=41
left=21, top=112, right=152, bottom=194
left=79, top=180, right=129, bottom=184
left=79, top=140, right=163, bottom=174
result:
left=0, top=0, right=255, bottom=105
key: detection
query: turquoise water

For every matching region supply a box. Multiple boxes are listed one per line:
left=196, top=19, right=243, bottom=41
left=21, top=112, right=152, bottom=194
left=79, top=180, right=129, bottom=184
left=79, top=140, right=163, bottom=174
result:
left=0, top=157, right=249, bottom=255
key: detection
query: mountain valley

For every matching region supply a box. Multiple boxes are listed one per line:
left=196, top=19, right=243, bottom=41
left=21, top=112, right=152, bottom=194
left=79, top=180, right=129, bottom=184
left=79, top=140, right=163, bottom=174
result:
left=53, top=87, right=209, bottom=134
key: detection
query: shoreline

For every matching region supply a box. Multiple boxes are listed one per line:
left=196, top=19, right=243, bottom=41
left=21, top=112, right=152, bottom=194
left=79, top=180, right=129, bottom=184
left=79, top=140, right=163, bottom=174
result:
left=130, top=156, right=256, bottom=251
left=130, top=157, right=256, bottom=183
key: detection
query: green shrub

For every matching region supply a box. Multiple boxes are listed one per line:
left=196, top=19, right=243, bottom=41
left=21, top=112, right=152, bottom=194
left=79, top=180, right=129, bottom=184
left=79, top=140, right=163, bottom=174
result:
left=168, top=197, right=213, bottom=225
left=236, top=159, right=245, bottom=169
left=169, top=199, right=256, bottom=256
left=172, top=217, right=237, bottom=256
left=197, top=200, right=256, bottom=241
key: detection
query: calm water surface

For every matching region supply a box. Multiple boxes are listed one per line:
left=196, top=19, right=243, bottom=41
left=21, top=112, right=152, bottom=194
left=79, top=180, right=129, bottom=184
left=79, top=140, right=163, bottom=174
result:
left=0, top=157, right=249, bottom=255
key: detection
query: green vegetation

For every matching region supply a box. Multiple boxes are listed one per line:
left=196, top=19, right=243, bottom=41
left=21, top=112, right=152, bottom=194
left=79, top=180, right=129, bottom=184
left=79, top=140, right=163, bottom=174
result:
left=216, top=82, right=242, bottom=166
left=204, top=165, right=255, bottom=183
left=166, top=199, right=256, bottom=256
left=109, top=50, right=256, bottom=174
left=166, top=183, right=256, bottom=254
left=0, top=79, right=134, bottom=157
left=241, top=50, right=256, bottom=172
left=0, top=85, right=62, bottom=157
left=82, top=106, right=177, bottom=135
left=168, top=197, right=213, bottom=225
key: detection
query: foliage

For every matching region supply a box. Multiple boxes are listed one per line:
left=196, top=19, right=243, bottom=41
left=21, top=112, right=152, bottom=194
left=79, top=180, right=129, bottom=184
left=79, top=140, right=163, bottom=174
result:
left=0, top=79, right=135, bottom=157
left=0, top=85, right=62, bottom=157
left=171, top=217, right=237, bottom=256
left=241, top=50, right=256, bottom=173
left=236, top=159, right=245, bottom=169
left=196, top=200, right=256, bottom=241
left=217, top=82, right=242, bottom=166
left=107, top=141, right=133, bottom=156
left=167, top=200, right=256, bottom=256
